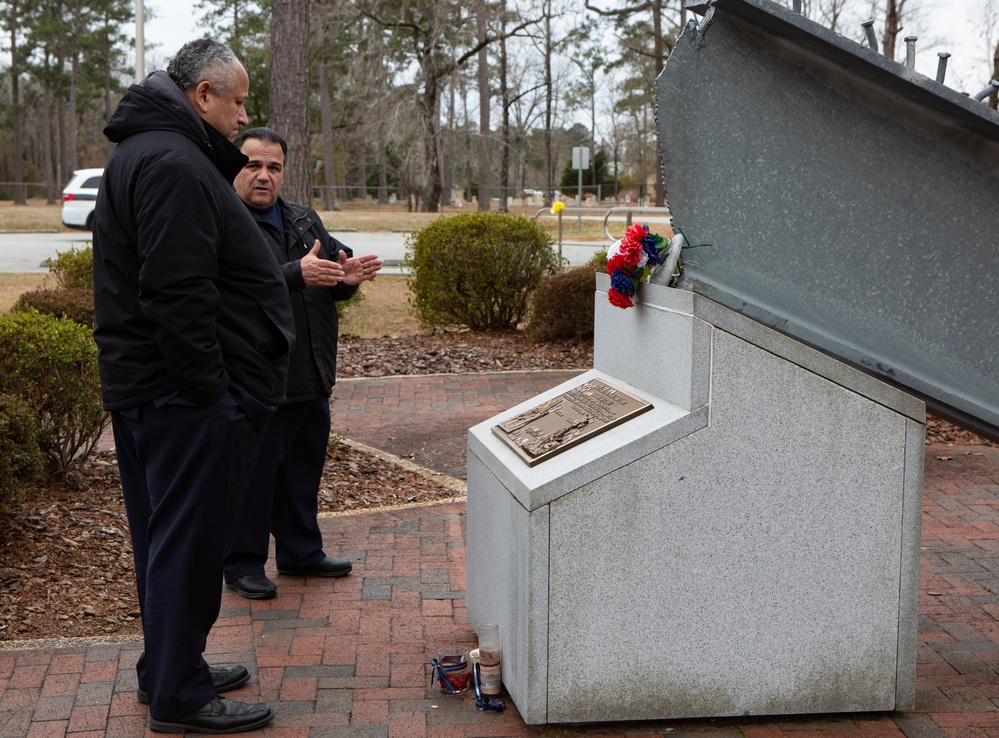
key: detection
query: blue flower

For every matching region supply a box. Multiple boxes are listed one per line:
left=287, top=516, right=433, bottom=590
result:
left=642, top=236, right=661, bottom=265
left=610, top=269, right=636, bottom=295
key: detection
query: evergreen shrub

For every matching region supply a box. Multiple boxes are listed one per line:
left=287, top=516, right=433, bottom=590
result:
left=0, top=393, right=44, bottom=511
left=405, top=212, right=559, bottom=331
left=524, top=264, right=602, bottom=343
left=13, top=286, right=95, bottom=327
left=0, top=308, right=108, bottom=476
left=44, top=245, right=93, bottom=289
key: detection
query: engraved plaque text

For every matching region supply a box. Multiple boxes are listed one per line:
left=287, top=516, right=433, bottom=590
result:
left=492, top=379, right=653, bottom=466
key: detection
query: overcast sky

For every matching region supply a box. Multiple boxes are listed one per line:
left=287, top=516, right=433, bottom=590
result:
left=132, top=0, right=997, bottom=101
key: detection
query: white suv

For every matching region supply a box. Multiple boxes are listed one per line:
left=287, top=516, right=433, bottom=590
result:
left=61, top=168, right=104, bottom=230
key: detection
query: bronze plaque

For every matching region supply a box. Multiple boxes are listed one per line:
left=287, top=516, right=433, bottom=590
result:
left=492, top=379, right=653, bottom=467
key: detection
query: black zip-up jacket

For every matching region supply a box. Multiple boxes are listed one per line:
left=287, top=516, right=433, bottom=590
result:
left=249, top=198, right=357, bottom=402
left=92, top=71, right=295, bottom=410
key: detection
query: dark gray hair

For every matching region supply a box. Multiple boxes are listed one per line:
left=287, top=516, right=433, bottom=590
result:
left=234, top=127, right=288, bottom=155
left=166, top=39, right=241, bottom=95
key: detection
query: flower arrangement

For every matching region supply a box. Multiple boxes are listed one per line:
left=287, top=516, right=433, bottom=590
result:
left=606, top=223, right=674, bottom=309
left=550, top=201, right=565, bottom=215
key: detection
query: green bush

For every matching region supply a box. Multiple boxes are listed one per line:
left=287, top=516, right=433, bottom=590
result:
left=13, top=286, right=95, bottom=327
left=524, top=264, right=602, bottom=343
left=44, top=245, right=93, bottom=289
left=405, top=212, right=559, bottom=331
left=0, top=393, right=45, bottom=512
left=0, top=308, right=108, bottom=476
left=587, top=249, right=608, bottom=269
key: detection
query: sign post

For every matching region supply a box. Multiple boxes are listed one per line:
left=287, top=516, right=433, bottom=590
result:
left=572, top=147, right=589, bottom=232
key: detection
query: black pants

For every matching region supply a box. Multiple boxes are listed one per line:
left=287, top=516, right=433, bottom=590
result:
left=224, top=398, right=330, bottom=581
left=113, top=389, right=272, bottom=719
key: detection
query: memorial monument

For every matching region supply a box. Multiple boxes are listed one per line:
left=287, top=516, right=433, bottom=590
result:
left=467, top=0, right=998, bottom=725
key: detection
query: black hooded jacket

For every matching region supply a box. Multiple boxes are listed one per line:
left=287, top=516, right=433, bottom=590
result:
left=93, top=71, right=295, bottom=410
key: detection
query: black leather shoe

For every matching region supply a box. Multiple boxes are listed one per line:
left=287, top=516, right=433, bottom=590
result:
left=137, top=664, right=250, bottom=705
left=278, top=555, right=352, bottom=578
left=148, top=696, right=273, bottom=734
left=225, top=574, right=277, bottom=600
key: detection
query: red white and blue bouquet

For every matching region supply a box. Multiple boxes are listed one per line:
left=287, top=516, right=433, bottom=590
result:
left=606, top=223, right=673, bottom=309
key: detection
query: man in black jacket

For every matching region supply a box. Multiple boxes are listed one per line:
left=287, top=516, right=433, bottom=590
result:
left=224, top=127, right=382, bottom=600
left=93, top=42, right=293, bottom=734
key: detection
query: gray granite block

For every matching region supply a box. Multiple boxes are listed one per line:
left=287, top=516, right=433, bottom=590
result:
left=467, top=284, right=922, bottom=724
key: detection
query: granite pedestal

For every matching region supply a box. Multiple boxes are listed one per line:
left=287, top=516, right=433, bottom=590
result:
left=466, top=277, right=923, bottom=724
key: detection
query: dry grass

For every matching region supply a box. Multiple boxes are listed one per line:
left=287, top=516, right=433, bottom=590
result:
left=0, top=269, right=413, bottom=338
left=0, top=274, right=52, bottom=312
left=340, top=275, right=420, bottom=338
left=0, top=202, right=67, bottom=232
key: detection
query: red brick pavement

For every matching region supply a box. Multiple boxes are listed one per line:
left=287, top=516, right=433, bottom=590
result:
left=6, top=372, right=999, bottom=737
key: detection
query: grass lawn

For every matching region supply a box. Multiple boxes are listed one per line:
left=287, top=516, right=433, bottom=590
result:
left=0, top=271, right=416, bottom=338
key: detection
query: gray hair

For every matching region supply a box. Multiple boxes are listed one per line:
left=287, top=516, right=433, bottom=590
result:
left=166, top=39, right=241, bottom=95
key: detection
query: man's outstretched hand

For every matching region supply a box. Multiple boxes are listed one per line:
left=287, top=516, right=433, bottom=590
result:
left=340, top=251, right=383, bottom=286
left=300, top=240, right=346, bottom=286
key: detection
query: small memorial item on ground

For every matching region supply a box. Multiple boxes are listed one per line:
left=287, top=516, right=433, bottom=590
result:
left=431, top=647, right=470, bottom=694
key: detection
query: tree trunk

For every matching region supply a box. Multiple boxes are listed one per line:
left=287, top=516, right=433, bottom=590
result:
left=318, top=56, right=338, bottom=210
left=68, top=0, right=83, bottom=174
left=269, top=0, right=312, bottom=204
left=10, top=0, right=26, bottom=205
left=104, top=24, right=114, bottom=160
left=420, top=72, right=443, bottom=212
left=992, top=40, right=999, bottom=110
left=476, top=0, right=490, bottom=211
left=652, top=0, right=665, bottom=207
left=498, top=2, right=509, bottom=214
left=884, top=0, right=899, bottom=60
left=543, top=8, right=554, bottom=207
left=374, top=26, right=389, bottom=203
left=442, top=82, right=455, bottom=205
left=43, top=54, right=56, bottom=204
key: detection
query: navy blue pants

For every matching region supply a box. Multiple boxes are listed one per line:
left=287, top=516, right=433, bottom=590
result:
left=113, top=389, right=271, bottom=720
left=224, top=398, right=330, bottom=581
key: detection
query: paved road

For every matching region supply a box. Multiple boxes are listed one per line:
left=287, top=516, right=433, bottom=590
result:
left=0, top=231, right=95, bottom=272
left=0, top=230, right=608, bottom=273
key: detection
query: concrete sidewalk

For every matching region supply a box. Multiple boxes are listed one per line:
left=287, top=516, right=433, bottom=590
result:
left=4, top=371, right=999, bottom=737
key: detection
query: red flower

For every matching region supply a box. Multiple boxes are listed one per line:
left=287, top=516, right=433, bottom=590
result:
left=607, top=253, right=630, bottom=275
left=623, top=223, right=649, bottom=243
left=616, top=235, right=644, bottom=266
left=608, top=288, right=634, bottom=309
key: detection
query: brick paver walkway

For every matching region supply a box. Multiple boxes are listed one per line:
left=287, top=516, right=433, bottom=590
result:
left=4, top=372, right=999, bottom=737
left=332, top=371, right=585, bottom=478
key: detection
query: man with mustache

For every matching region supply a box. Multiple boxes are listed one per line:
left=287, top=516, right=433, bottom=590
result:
left=224, top=126, right=381, bottom=599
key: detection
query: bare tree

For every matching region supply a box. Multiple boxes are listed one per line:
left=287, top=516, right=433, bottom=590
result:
left=476, top=0, right=491, bottom=210
left=269, top=0, right=311, bottom=203
left=318, top=53, right=338, bottom=209
left=3, top=0, right=28, bottom=203
left=196, top=0, right=270, bottom=124
left=585, top=0, right=679, bottom=206
left=360, top=0, right=533, bottom=211
left=883, top=0, right=905, bottom=59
